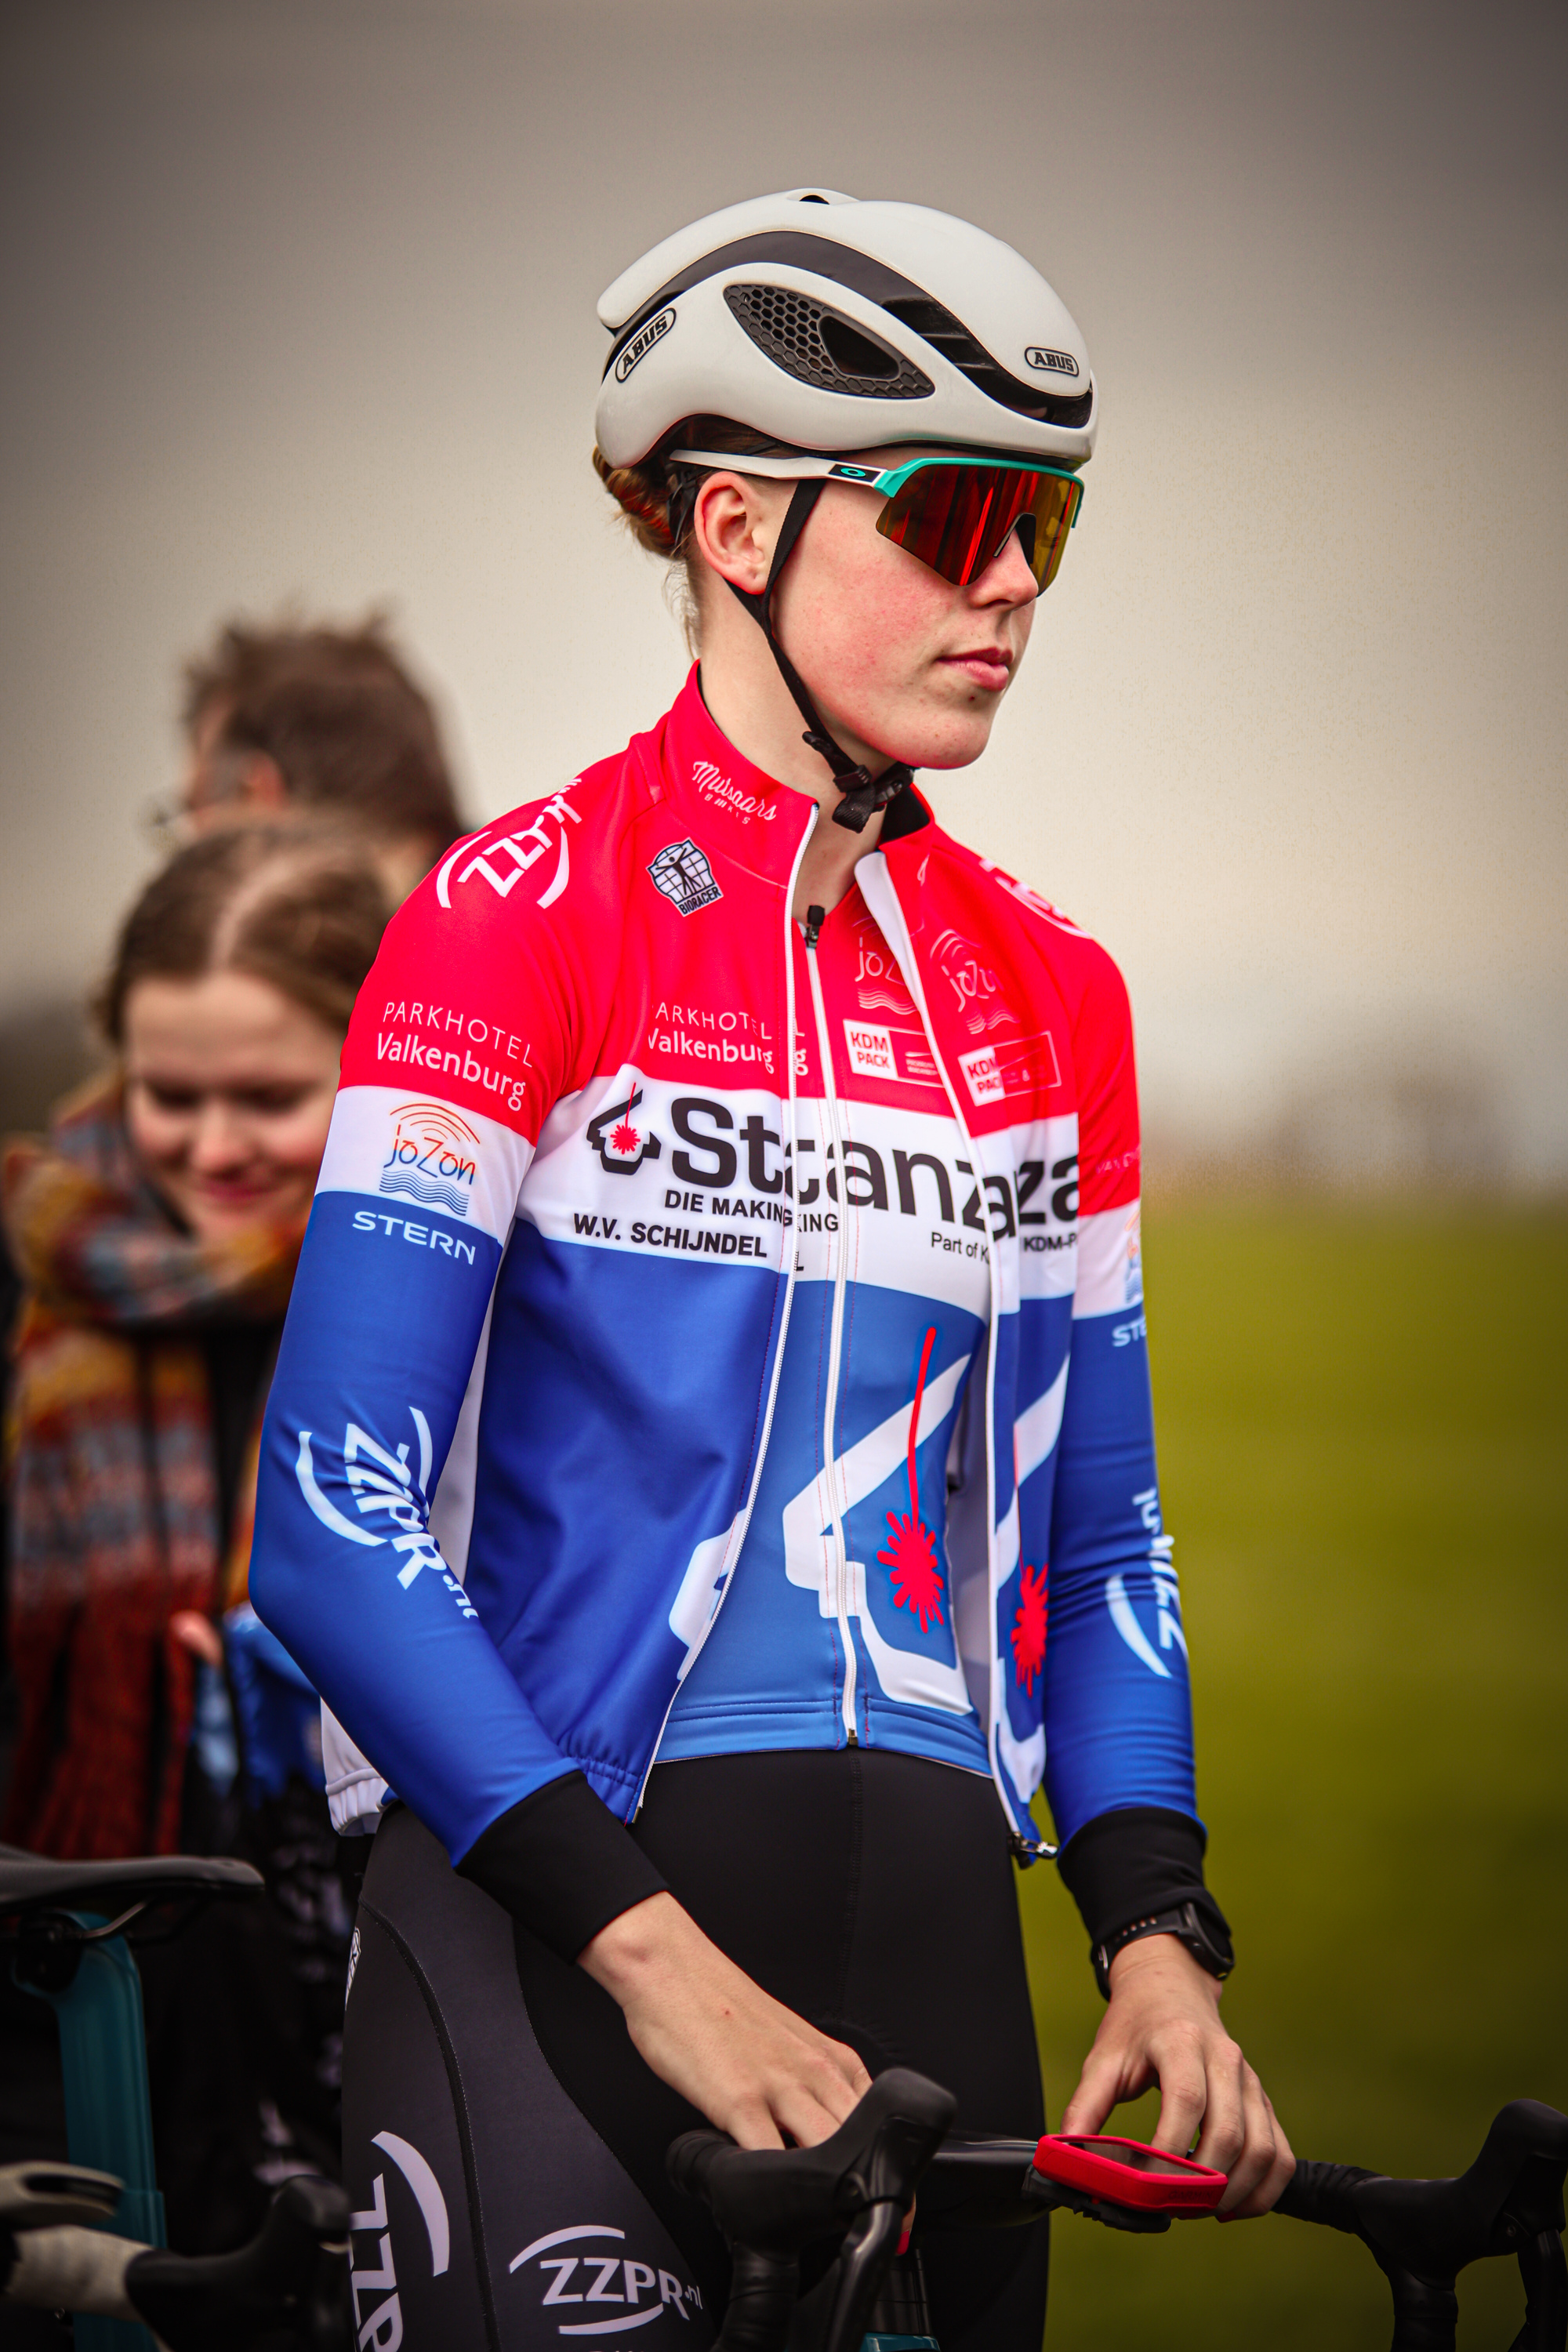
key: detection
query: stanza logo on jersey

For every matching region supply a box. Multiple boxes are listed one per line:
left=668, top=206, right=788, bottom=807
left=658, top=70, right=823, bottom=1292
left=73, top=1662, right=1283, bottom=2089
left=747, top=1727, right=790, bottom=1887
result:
left=559, top=1083, right=1075, bottom=1264
left=647, top=838, right=722, bottom=916
left=959, top=1031, right=1062, bottom=1107
left=509, top=2223, right=702, bottom=2333
left=691, top=758, right=777, bottom=825
left=382, top=1102, right=480, bottom=1217
left=587, top=1086, right=663, bottom=1174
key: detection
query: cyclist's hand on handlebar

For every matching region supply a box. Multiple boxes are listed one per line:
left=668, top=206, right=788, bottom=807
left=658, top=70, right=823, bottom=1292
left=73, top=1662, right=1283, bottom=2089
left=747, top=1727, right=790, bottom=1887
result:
left=579, top=1891, right=873, bottom=2151
left=1058, top=1934, right=1294, bottom=2220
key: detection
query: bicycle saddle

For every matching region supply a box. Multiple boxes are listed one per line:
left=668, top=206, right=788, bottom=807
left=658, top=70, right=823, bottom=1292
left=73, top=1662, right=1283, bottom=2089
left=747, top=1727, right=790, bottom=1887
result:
left=1279, top=2099, right=1568, bottom=2352
left=0, top=2161, right=122, bottom=2233
left=0, top=1845, right=263, bottom=1918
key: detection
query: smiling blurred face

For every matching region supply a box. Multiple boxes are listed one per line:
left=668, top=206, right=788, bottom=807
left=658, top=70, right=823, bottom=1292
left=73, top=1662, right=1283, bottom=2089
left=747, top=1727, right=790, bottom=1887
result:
left=122, top=971, right=342, bottom=1243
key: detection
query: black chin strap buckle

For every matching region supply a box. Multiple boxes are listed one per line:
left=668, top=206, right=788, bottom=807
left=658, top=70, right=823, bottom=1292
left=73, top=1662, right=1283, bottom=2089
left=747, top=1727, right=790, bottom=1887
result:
left=800, top=733, right=913, bottom=833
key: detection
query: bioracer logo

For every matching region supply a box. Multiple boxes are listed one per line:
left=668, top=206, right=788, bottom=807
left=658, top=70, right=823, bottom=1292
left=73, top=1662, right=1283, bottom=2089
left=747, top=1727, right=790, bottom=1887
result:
left=614, top=307, right=675, bottom=383
left=647, top=839, right=723, bottom=916
left=1025, top=347, right=1080, bottom=377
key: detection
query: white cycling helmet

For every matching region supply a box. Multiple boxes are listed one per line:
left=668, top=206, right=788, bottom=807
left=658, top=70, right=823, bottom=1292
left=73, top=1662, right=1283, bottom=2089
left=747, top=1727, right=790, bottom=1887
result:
left=595, top=187, right=1096, bottom=470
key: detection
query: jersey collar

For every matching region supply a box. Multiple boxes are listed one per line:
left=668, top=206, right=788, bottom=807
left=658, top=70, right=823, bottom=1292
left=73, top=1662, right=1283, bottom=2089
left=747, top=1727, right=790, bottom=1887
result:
left=658, top=665, right=934, bottom=881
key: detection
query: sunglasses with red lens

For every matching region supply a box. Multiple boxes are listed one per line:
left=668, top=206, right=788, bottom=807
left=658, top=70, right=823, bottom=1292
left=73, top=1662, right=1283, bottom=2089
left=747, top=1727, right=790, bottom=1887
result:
left=669, top=448, right=1085, bottom=591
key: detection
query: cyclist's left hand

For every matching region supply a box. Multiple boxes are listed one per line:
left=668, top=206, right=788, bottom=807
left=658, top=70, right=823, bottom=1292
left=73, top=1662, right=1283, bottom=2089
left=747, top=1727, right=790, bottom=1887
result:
left=1058, top=1934, right=1294, bottom=2218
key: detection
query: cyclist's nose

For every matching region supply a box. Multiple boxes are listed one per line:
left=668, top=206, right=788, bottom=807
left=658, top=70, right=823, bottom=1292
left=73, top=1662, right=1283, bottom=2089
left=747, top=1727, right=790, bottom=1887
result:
left=971, top=524, right=1040, bottom=605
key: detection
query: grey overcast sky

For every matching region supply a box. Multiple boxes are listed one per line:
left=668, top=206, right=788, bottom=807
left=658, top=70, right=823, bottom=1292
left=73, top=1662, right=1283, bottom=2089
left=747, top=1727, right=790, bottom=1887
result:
left=3, top=0, right=1565, bottom=1169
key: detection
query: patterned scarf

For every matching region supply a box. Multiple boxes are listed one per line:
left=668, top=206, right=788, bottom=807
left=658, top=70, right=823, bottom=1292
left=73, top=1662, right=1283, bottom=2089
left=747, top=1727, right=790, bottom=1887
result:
left=2, top=1077, right=298, bottom=1859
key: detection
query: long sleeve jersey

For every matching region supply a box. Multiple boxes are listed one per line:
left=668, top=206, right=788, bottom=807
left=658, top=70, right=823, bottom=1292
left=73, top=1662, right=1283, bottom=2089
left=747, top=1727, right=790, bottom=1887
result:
left=250, top=670, right=1210, bottom=1957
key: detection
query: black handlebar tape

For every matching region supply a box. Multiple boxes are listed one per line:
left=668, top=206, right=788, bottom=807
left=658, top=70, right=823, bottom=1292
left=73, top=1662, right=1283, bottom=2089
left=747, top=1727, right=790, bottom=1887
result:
left=1276, top=2103, right=1568, bottom=2352
left=667, top=2069, right=957, bottom=2256
left=1274, top=2159, right=1381, bottom=2236
left=125, top=2176, right=350, bottom=2352
left=1279, top=2103, right=1568, bottom=2284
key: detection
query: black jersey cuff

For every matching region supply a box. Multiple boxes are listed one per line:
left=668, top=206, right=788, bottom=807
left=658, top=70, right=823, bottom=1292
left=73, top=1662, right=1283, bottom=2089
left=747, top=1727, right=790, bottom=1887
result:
left=456, top=1773, right=669, bottom=1962
left=1055, top=1806, right=1231, bottom=1953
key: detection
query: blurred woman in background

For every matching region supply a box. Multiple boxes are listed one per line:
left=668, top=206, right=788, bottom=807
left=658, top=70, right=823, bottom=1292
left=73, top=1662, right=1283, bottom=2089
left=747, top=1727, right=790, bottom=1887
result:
left=0, top=824, right=387, bottom=2246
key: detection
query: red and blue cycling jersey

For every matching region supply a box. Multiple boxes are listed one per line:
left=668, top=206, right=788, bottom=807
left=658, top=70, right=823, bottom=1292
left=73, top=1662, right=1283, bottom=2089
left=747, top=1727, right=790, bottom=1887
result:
left=251, top=669, right=1197, bottom=1876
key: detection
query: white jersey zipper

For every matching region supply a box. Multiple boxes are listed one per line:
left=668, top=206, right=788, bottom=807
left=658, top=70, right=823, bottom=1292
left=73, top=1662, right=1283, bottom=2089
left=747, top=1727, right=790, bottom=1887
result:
left=802, top=903, right=859, bottom=1747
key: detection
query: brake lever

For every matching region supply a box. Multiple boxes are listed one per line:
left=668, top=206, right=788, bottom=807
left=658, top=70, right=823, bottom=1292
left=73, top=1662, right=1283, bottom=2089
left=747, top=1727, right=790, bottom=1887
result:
left=1276, top=2100, right=1568, bottom=2352
left=791, top=2198, right=904, bottom=2352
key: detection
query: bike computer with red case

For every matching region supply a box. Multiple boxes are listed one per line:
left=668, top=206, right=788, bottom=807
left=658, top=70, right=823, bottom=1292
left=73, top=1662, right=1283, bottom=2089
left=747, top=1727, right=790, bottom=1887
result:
left=1032, top=2134, right=1226, bottom=2215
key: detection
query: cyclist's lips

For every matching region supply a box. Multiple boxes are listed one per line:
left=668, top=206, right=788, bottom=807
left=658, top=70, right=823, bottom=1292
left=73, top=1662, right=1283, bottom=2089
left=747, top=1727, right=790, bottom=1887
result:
left=940, top=648, right=1013, bottom=690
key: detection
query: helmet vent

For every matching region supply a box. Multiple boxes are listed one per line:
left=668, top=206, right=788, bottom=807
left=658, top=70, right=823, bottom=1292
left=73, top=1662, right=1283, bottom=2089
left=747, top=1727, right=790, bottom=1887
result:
left=881, top=296, right=1094, bottom=430
left=724, top=283, right=933, bottom=401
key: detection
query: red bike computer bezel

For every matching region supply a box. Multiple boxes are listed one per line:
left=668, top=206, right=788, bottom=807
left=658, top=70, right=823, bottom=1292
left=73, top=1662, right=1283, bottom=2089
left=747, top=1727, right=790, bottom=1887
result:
left=1032, top=2133, right=1226, bottom=2215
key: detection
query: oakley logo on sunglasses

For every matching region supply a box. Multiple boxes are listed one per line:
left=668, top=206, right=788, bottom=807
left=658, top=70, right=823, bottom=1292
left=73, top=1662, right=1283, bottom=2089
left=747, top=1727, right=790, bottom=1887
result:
left=1025, top=347, right=1080, bottom=377
left=615, top=307, right=676, bottom=383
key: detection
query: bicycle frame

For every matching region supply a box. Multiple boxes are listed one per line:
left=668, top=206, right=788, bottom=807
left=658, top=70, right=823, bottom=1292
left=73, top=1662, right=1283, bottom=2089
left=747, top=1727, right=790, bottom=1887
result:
left=13, top=1909, right=165, bottom=2352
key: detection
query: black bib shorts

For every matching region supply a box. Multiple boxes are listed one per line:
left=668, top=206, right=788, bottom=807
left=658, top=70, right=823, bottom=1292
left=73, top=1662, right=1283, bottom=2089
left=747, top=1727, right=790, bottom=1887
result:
left=342, top=1748, right=1049, bottom=2351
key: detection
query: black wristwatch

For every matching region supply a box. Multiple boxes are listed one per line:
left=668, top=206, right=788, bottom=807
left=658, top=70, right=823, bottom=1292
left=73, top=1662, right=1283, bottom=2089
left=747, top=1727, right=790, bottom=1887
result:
left=1091, top=1900, right=1235, bottom=2001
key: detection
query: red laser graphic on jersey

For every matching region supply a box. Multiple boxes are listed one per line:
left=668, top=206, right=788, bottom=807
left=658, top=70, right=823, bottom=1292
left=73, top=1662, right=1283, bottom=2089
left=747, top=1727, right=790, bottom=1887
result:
left=878, top=1326, right=946, bottom=1632
left=1011, top=1561, right=1049, bottom=1693
left=610, top=1120, right=641, bottom=1156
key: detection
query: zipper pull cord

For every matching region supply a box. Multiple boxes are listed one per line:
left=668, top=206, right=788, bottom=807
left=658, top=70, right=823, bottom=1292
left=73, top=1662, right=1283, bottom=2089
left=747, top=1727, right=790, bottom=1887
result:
left=803, top=903, right=826, bottom=951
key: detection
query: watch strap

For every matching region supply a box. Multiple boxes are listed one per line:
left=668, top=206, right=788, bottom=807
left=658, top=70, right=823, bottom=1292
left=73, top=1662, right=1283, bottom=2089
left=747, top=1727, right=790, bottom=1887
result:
left=1091, top=1898, right=1236, bottom=2001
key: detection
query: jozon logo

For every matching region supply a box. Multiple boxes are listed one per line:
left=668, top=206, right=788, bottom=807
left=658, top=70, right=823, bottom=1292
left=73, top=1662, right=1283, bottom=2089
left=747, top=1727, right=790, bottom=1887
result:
left=381, top=1102, right=481, bottom=1218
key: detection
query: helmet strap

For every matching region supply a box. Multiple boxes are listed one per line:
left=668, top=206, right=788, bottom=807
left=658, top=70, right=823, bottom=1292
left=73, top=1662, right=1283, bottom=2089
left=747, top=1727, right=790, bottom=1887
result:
left=719, top=478, right=913, bottom=834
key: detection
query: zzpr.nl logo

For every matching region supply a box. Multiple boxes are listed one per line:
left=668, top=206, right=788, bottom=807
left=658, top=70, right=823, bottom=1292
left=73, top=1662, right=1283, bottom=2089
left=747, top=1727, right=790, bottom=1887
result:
left=510, top=2223, right=702, bottom=2334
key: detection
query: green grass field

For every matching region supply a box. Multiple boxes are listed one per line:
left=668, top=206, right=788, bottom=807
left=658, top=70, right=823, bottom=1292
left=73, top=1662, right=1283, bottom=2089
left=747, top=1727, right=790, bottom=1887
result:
left=1018, top=1202, right=1568, bottom=2349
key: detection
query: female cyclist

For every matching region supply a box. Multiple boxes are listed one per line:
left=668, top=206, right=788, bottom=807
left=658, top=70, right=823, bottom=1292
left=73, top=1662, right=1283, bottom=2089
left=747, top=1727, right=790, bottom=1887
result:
left=251, top=188, right=1292, bottom=2350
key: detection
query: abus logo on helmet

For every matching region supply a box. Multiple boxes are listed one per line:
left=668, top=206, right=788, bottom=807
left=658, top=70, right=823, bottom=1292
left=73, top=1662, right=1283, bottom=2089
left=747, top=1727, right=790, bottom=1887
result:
left=615, top=307, right=675, bottom=383
left=1025, top=347, right=1080, bottom=377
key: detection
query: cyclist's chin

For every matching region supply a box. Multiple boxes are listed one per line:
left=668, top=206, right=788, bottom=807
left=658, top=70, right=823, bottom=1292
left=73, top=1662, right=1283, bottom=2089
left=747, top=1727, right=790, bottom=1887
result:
left=879, top=691, right=1006, bottom=776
